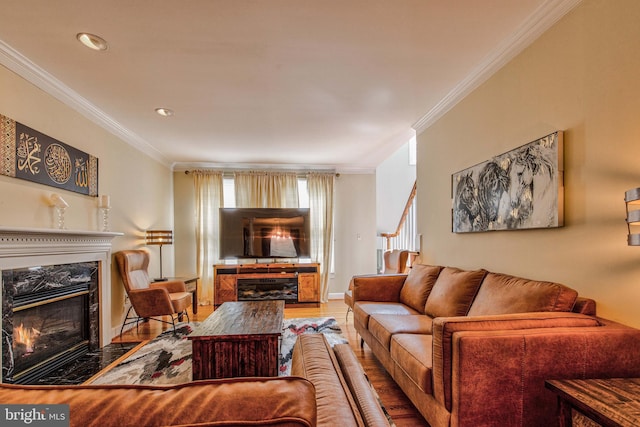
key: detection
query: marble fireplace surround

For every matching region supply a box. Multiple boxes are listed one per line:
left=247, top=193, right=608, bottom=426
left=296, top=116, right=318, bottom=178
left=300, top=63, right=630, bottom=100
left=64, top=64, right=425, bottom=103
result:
left=0, top=227, right=122, bottom=372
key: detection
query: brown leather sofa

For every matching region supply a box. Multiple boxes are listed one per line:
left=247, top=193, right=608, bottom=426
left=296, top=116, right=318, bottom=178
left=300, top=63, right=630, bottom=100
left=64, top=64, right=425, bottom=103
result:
left=350, top=264, right=640, bottom=427
left=0, top=334, right=389, bottom=427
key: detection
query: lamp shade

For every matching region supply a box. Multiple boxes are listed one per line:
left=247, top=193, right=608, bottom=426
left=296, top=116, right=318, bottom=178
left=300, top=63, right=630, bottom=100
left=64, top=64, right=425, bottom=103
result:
left=146, top=230, right=173, bottom=246
left=625, top=188, right=640, bottom=246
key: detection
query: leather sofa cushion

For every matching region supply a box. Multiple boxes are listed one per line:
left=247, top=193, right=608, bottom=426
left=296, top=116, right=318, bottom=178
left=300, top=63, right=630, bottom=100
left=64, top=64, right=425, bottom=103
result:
left=0, top=378, right=316, bottom=427
left=291, top=333, right=364, bottom=427
left=399, top=264, right=443, bottom=313
left=390, top=333, right=434, bottom=394
left=424, top=267, right=487, bottom=318
left=354, top=301, right=420, bottom=329
left=467, top=272, right=578, bottom=316
left=369, top=314, right=434, bottom=349
left=351, top=274, right=408, bottom=303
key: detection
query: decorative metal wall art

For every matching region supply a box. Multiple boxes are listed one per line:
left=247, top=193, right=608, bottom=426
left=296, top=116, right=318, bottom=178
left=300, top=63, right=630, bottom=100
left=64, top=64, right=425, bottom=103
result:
left=0, top=113, right=98, bottom=196
left=451, top=131, right=563, bottom=233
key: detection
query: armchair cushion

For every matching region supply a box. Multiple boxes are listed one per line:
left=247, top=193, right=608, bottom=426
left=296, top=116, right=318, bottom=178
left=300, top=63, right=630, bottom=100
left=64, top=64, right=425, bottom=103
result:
left=467, top=272, right=578, bottom=315
left=399, top=264, right=443, bottom=313
left=128, top=288, right=175, bottom=317
left=424, top=267, right=487, bottom=318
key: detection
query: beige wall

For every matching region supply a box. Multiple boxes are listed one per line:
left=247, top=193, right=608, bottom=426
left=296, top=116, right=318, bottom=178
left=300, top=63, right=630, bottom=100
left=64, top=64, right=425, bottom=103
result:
left=172, top=171, right=377, bottom=297
left=331, top=173, right=377, bottom=293
left=417, top=0, right=640, bottom=327
left=0, top=64, right=175, bottom=334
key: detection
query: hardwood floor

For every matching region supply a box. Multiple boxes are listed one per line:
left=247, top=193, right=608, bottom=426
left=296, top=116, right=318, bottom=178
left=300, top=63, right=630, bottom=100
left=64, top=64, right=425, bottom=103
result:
left=112, top=299, right=429, bottom=426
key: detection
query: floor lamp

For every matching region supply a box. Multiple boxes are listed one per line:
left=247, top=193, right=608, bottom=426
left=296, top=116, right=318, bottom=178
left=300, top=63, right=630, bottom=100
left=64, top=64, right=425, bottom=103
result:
left=146, top=229, right=173, bottom=281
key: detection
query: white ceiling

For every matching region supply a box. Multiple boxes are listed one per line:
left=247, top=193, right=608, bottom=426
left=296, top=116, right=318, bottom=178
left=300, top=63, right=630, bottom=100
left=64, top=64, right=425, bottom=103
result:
left=0, top=0, right=579, bottom=172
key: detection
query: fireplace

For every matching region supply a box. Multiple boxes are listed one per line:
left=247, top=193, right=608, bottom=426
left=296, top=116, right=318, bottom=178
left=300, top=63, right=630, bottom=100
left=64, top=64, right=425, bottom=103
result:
left=0, top=227, right=120, bottom=384
left=237, top=276, right=298, bottom=303
left=2, top=262, right=99, bottom=384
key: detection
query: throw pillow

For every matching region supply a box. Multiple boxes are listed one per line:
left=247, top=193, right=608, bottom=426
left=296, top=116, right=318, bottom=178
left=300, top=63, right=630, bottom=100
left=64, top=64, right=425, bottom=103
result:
left=424, top=267, right=487, bottom=318
left=399, top=264, right=443, bottom=313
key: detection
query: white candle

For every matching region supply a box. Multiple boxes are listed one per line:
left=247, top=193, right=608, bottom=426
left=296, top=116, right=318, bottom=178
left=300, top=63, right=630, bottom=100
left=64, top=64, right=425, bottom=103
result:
left=99, top=195, right=111, bottom=208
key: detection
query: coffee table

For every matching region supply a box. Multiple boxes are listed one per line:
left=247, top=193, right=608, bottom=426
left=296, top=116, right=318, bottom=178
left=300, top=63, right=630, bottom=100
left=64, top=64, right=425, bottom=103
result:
left=188, top=300, right=284, bottom=379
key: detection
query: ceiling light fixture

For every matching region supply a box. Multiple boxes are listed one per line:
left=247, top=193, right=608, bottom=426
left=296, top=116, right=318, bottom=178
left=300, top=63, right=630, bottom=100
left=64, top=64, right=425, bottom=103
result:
left=76, top=32, right=108, bottom=51
left=155, top=107, right=174, bottom=117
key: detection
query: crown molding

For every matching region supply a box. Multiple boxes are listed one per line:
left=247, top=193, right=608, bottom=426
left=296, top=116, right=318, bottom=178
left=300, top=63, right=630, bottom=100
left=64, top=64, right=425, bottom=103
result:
left=0, top=39, right=171, bottom=167
left=412, top=0, right=582, bottom=135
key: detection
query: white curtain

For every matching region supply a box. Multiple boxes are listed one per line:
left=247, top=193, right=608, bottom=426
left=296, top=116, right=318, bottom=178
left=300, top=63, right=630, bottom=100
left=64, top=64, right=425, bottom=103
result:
left=234, top=171, right=299, bottom=208
left=308, top=172, right=335, bottom=302
left=193, top=170, right=223, bottom=305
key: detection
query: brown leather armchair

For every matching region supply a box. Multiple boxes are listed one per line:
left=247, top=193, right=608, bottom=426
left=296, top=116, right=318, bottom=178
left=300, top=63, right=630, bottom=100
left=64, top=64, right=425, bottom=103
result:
left=115, top=250, right=192, bottom=336
left=382, top=249, right=409, bottom=274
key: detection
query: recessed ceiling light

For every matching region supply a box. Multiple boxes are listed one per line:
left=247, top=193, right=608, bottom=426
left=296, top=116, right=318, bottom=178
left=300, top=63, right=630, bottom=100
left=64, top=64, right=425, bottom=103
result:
left=155, top=108, right=174, bottom=117
left=76, top=33, right=108, bottom=51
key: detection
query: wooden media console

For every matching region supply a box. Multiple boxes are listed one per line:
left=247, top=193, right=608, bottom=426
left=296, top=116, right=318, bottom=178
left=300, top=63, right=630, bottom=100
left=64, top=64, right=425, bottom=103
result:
left=213, top=262, right=320, bottom=307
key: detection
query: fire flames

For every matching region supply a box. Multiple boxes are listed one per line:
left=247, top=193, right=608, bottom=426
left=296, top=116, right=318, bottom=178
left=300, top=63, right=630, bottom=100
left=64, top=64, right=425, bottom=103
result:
left=14, top=323, right=40, bottom=354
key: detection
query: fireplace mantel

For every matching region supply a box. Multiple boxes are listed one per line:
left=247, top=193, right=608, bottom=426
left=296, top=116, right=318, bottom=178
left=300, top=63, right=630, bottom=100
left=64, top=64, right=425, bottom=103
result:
left=0, top=226, right=123, bottom=347
left=0, top=226, right=122, bottom=256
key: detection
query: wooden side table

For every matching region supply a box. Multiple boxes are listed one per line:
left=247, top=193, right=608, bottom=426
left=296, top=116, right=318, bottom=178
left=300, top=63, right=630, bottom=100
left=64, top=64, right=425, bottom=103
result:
left=165, top=276, right=199, bottom=314
left=545, top=378, right=640, bottom=427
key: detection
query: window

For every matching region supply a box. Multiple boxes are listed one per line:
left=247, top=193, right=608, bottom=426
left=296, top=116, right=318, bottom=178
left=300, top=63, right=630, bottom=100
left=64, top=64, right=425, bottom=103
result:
left=223, top=176, right=235, bottom=208
left=222, top=175, right=309, bottom=208
left=408, top=135, right=417, bottom=166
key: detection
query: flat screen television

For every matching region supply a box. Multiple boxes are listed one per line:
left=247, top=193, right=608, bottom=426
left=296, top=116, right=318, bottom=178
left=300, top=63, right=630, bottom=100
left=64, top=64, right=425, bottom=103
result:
left=219, top=208, right=311, bottom=259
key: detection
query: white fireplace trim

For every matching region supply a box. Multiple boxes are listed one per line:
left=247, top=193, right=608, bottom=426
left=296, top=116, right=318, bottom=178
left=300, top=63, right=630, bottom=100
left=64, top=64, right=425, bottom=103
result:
left=0, top=226, right=122, bottom=351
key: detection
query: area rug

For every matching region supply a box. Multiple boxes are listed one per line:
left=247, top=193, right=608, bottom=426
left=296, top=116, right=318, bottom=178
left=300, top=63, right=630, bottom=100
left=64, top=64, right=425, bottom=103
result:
left=280, top=317, right=348, bottom=375
left=90, top=317, right=347, bottom=385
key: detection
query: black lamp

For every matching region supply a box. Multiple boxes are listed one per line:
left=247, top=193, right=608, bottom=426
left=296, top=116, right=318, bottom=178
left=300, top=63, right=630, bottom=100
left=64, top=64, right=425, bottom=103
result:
left=146, top=229, right=173, bottom=281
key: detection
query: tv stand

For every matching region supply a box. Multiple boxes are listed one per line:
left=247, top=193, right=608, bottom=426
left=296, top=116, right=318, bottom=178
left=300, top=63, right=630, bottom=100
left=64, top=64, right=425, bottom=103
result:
left=213, top=262, right=320, bottom=307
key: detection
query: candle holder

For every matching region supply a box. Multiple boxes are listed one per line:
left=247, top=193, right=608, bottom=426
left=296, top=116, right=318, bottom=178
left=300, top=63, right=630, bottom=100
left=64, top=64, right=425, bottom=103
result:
left=55, top=206, right=67, bottom=229
left=97, top=195, right=111, bottom=231
left=50, top=193, right=69, bottom=229
left=99, top=207, right=111, bottom=232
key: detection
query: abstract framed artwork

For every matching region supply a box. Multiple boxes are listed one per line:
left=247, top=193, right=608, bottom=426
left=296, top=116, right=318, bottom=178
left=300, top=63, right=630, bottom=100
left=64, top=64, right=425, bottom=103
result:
left=451, top=131, right=563, bottom=233
left=0, top=113, right=98, bottom=196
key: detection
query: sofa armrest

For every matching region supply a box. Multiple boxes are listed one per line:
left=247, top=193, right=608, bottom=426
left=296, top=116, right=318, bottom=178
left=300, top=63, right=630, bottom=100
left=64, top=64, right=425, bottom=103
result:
left=150, top=279, right=186, bottom=293
left=333, top=343, right=391, bottom=427
left=291, top=334, right=365, bottom=427
left=431, top=312, right=602, bottom=412
left=449, top=326, right=640, bottom=426
left=351, top=274, right=407, bottom=303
